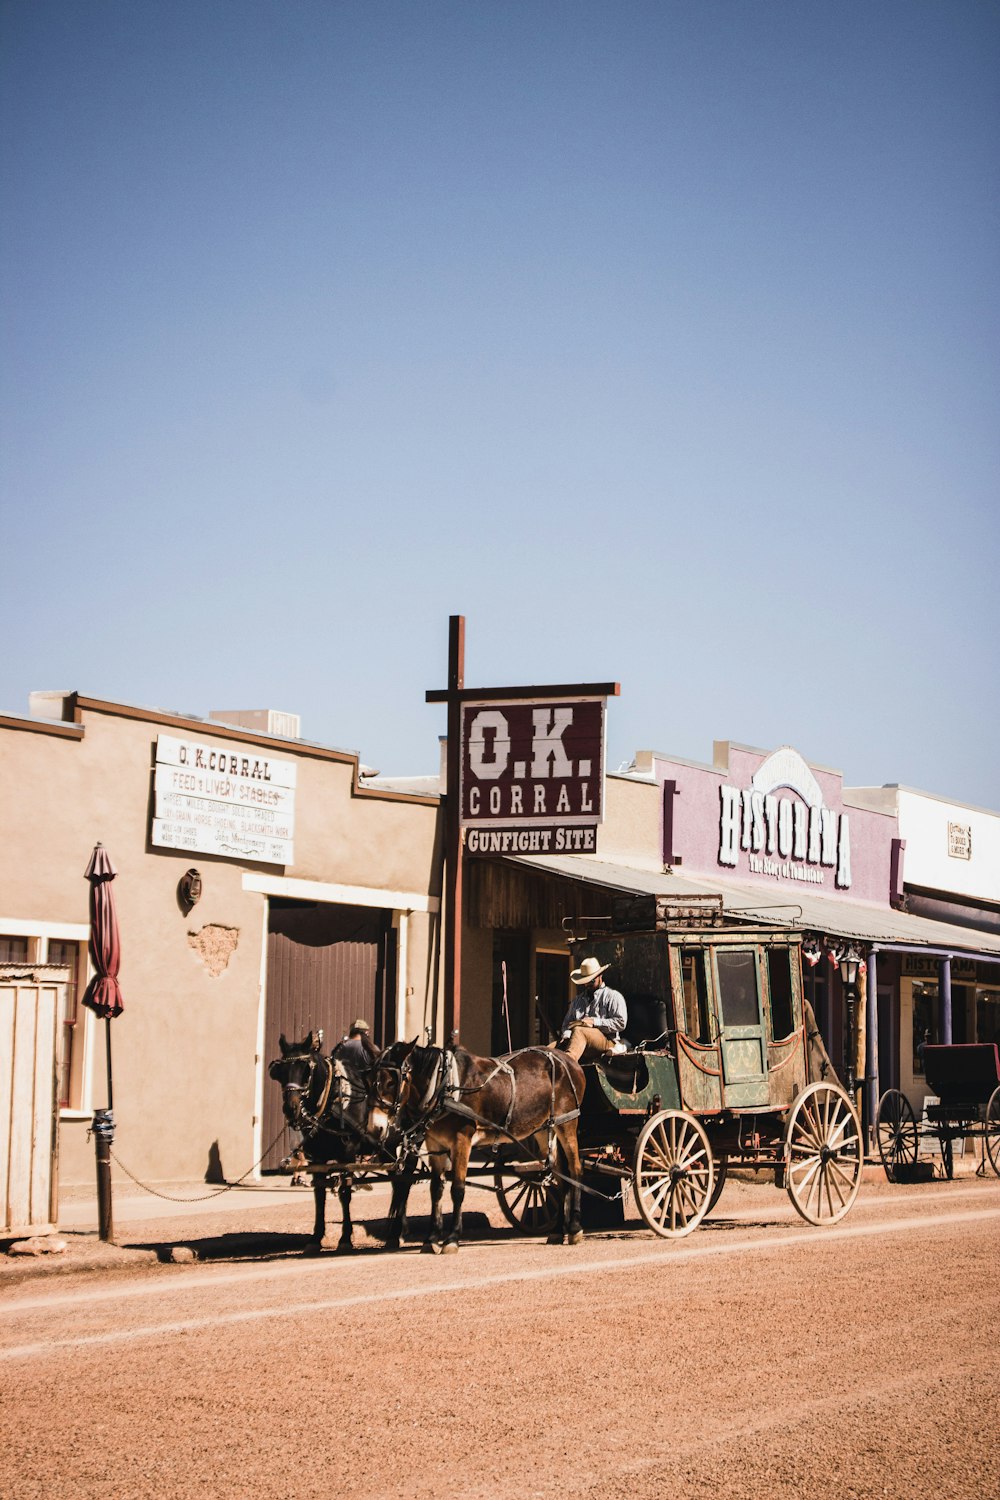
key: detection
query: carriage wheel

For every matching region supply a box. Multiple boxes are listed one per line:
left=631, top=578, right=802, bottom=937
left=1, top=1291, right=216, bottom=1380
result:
left=633, top=1109, right=714, bottom=1239
left=940, top=1133, right=954, bottom=1180
left=986, top=1087, right=1000, bottom=1178
left=493, top=1163, right=561, bottom=1236
left=875, top=1089, right=918, bottom=1182
left=785, top=1082, right=862, bottom=1226
left=706, top=1155, right=728, bottom=1215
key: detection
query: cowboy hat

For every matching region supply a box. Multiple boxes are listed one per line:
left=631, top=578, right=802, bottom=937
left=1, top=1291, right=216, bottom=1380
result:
left=570, top=956, right=610, bottom=985
left=350, top=1017, right=370, bottom=1033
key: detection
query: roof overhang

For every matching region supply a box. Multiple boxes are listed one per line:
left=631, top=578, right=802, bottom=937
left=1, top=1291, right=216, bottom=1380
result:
left=502, top=854, right=1000, bottom=963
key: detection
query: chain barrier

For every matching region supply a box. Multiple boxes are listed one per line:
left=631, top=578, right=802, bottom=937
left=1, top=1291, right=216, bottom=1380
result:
left=106, top=1131, right=289, bottom=1204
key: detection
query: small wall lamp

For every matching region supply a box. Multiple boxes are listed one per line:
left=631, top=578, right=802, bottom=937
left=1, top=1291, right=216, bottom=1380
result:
left=178, top=868, right=203, bottom=913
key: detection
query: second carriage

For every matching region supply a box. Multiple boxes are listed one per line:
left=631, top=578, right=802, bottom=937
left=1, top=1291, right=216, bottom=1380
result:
left=495, top=896, right=864, bottom=1239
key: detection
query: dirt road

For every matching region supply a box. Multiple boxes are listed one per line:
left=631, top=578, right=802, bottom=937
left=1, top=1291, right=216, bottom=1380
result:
left=2, top=1175, right=998, bottom=1500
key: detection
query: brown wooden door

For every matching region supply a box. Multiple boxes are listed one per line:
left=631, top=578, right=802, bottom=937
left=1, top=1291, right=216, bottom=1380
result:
left=261, top=901, right=395, bottom=1170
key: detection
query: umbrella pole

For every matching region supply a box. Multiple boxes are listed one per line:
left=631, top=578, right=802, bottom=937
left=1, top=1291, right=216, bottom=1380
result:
left=105, top=1018, right=114, bottom=1111
left=93, top=1020, right=116, bottom=1243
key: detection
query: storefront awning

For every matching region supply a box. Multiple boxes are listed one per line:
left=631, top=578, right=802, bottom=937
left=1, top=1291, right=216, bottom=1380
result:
left=504, top=853, right=1000, bottom=963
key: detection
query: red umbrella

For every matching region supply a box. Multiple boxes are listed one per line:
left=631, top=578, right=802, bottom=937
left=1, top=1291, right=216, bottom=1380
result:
left=82, top=844, right=124, bottom=1021
left=82, top=844, right=124, bottom=1241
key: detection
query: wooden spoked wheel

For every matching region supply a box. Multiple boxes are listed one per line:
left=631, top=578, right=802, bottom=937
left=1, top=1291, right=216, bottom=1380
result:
left=785, top=1082, right=862, bottom=1225
left=633, top=1109, right=714, bottom=1239
left=706, top=1155, right=728, bottom=1214
left=987, top=1088, right=1000, bottom=1178
left=494, top=1162, right=561, bottom=1236
left=875, top=1089, right=919, bottom=1182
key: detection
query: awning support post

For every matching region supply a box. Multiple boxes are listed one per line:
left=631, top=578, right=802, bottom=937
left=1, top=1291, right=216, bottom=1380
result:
left=865, top=947, right=879, bottom=1149
left=939, top=956, right=953, bottom=1045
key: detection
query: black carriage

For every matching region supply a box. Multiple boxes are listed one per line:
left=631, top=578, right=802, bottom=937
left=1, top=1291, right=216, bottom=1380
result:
left=875, top=1043, right=1000, bottom=1182
left=496, top=897, right=864, bottom=1239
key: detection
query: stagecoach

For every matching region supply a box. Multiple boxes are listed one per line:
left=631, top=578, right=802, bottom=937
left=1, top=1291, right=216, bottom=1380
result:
left=875, top=1043, right=1000, bottom=1183
left=494, top=896, right=864, bottom=1239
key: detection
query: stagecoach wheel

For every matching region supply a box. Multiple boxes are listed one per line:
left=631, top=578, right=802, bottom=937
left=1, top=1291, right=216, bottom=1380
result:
left=493, top=1163, right=561, bottom=1236
left=986, top=1087, right=1000, bottom=1178
left=706, top=1155, right=728, bottom=1215
left=940, top=1133, right=955, bottom=1180
left=875, top=1089, right=918, bottom=1183
left=633, top=1109, right=714, bottom=1239
left=785, top=1082, right=862, bottom=1226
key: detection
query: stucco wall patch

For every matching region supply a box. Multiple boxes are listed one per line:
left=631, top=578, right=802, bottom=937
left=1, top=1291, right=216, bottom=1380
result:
left=188, top=924, right=239, bottom=977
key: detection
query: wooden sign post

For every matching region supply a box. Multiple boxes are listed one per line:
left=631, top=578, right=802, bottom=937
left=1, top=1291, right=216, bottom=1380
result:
left=427, top=614, right=619, bottom=1043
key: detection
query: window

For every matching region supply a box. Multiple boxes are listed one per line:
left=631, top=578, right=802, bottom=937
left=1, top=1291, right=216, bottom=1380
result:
left=912, top=981, right=938, bottom=1075
left=0, top=931, right=88, bottom=1110
left=767, top=948, right=795, bottom=1040
left=976, top=989, right=1000, bottom=1048
left=47, top=940, right=81, bottom=1109
left=717, top=950, right=760, bottom=1029
left=681, top=949, right=711, bottom=1042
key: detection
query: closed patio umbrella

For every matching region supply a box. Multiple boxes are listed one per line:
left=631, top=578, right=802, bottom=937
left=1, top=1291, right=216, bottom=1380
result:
left=82, top=843, right=124, bottom=1240
left=82, top=843, right=124, bottom=1024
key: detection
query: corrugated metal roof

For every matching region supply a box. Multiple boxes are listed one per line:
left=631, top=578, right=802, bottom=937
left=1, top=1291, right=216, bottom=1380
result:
left=505, top=853, right=1000, bottom=960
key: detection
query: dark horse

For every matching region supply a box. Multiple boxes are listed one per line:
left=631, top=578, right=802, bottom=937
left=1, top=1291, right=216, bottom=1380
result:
left=268, top=1030, right=414, bottom=1253
left=372, top=1041, right=585, bottom=1254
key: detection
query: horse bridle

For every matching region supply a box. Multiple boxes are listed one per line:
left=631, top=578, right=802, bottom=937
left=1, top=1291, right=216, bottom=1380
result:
left=281, top=1052, right=336, bottom=1135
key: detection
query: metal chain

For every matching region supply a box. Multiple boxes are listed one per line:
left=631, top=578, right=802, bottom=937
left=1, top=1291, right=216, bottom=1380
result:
left=107, top=1130, right=289, bottom=1203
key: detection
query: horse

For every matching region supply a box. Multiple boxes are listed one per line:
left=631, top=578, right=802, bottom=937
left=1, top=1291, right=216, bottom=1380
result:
left=268, top=1030, right=415, bottom=1253
left=371, top=1040, right=585, bottom=1253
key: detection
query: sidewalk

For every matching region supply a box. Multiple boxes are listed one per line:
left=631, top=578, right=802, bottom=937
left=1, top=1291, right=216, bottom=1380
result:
left=1, top=1171, right=495, bottom=1288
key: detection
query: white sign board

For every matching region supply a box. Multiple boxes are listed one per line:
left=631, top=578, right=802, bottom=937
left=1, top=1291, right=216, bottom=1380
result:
left=151, top=733, right=296, bottom=866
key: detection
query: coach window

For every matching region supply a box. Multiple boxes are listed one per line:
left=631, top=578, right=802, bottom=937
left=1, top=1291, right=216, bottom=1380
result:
left=681, top=949, right=711, bottom=1042
left=767, top=948, right=795, bottom=1040
left=717, top=949, right=759, bottom=1030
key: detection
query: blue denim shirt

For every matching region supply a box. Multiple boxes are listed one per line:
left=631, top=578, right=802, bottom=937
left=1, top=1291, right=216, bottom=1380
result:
left=560, top=983, right=628, bottom=1040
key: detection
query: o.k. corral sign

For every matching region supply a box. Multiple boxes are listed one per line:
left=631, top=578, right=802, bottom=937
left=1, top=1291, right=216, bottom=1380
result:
left=152, top=733, right=296, bottom=866
left=460, top=697, right=608, bottom=855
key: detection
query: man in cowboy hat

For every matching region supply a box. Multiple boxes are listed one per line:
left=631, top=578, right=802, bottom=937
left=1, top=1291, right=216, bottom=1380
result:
left=340, top=1016, right=381, bottom=1069
left=555, top=956, right=628, bottom=1062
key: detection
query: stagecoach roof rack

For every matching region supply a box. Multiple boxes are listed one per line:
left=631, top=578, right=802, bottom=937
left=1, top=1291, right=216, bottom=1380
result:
left=563, top=893, right=727, bottom=939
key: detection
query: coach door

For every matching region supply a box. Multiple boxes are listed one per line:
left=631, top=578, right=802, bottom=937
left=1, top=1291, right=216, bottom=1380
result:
left=261, top=901, right=396, bottom=1170
left=714, top=945, right=770, bottom=1109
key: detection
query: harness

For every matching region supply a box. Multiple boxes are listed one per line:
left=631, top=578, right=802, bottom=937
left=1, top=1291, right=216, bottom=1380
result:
left=284, top=1052, right=381, bottom=1148
left=381, top=1044, right=582, bottom=1161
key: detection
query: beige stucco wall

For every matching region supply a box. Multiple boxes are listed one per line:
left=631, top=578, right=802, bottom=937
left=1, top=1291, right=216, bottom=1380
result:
left=597, top=774, right=662, bottom=868
left=0, top=702, right=441, bottom=1190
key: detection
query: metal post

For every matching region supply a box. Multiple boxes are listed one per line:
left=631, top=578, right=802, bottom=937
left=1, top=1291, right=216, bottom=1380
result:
left=443, top=615, right=465, bottom=1045
left=91, top=1108, right=116, bottom=1243
left=865, top=948, right=879, bottom=1150
left=844, top=986, right=857, bottom=1099
left=939, top=956, right=952, bottom=1044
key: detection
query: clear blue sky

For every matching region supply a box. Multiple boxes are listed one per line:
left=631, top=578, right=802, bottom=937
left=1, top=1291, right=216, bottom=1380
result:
left=2, top=1, right=997, bottom=808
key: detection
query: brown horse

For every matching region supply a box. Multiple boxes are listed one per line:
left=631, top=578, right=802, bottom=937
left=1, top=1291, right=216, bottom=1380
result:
left=372, top=1041, right=585, bottom=1253
left=268, top=1031, right=415, bottom=1253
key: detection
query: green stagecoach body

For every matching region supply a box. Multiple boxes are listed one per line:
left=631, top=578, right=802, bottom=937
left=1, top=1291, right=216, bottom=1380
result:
left=573, top=914, right=810, bottom=1129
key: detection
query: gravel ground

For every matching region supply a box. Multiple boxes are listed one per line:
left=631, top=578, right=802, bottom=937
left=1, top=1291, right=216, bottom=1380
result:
left=2, top=1164, right=998, bottom=1500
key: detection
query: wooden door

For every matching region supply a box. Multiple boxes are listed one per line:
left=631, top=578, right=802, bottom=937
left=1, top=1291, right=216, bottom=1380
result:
left=1, top=967, right=65, bottom=1234
left=261, top=902, right=395, bottom=1170
left=714, top=947, right=770, bottom=1108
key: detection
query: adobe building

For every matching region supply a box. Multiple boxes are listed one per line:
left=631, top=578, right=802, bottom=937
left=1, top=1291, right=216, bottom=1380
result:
left=1, top=691, right=442, bottom=1229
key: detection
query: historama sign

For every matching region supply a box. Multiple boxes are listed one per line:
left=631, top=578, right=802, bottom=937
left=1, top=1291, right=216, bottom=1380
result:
left=460, top=697, right=607, bottom=854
